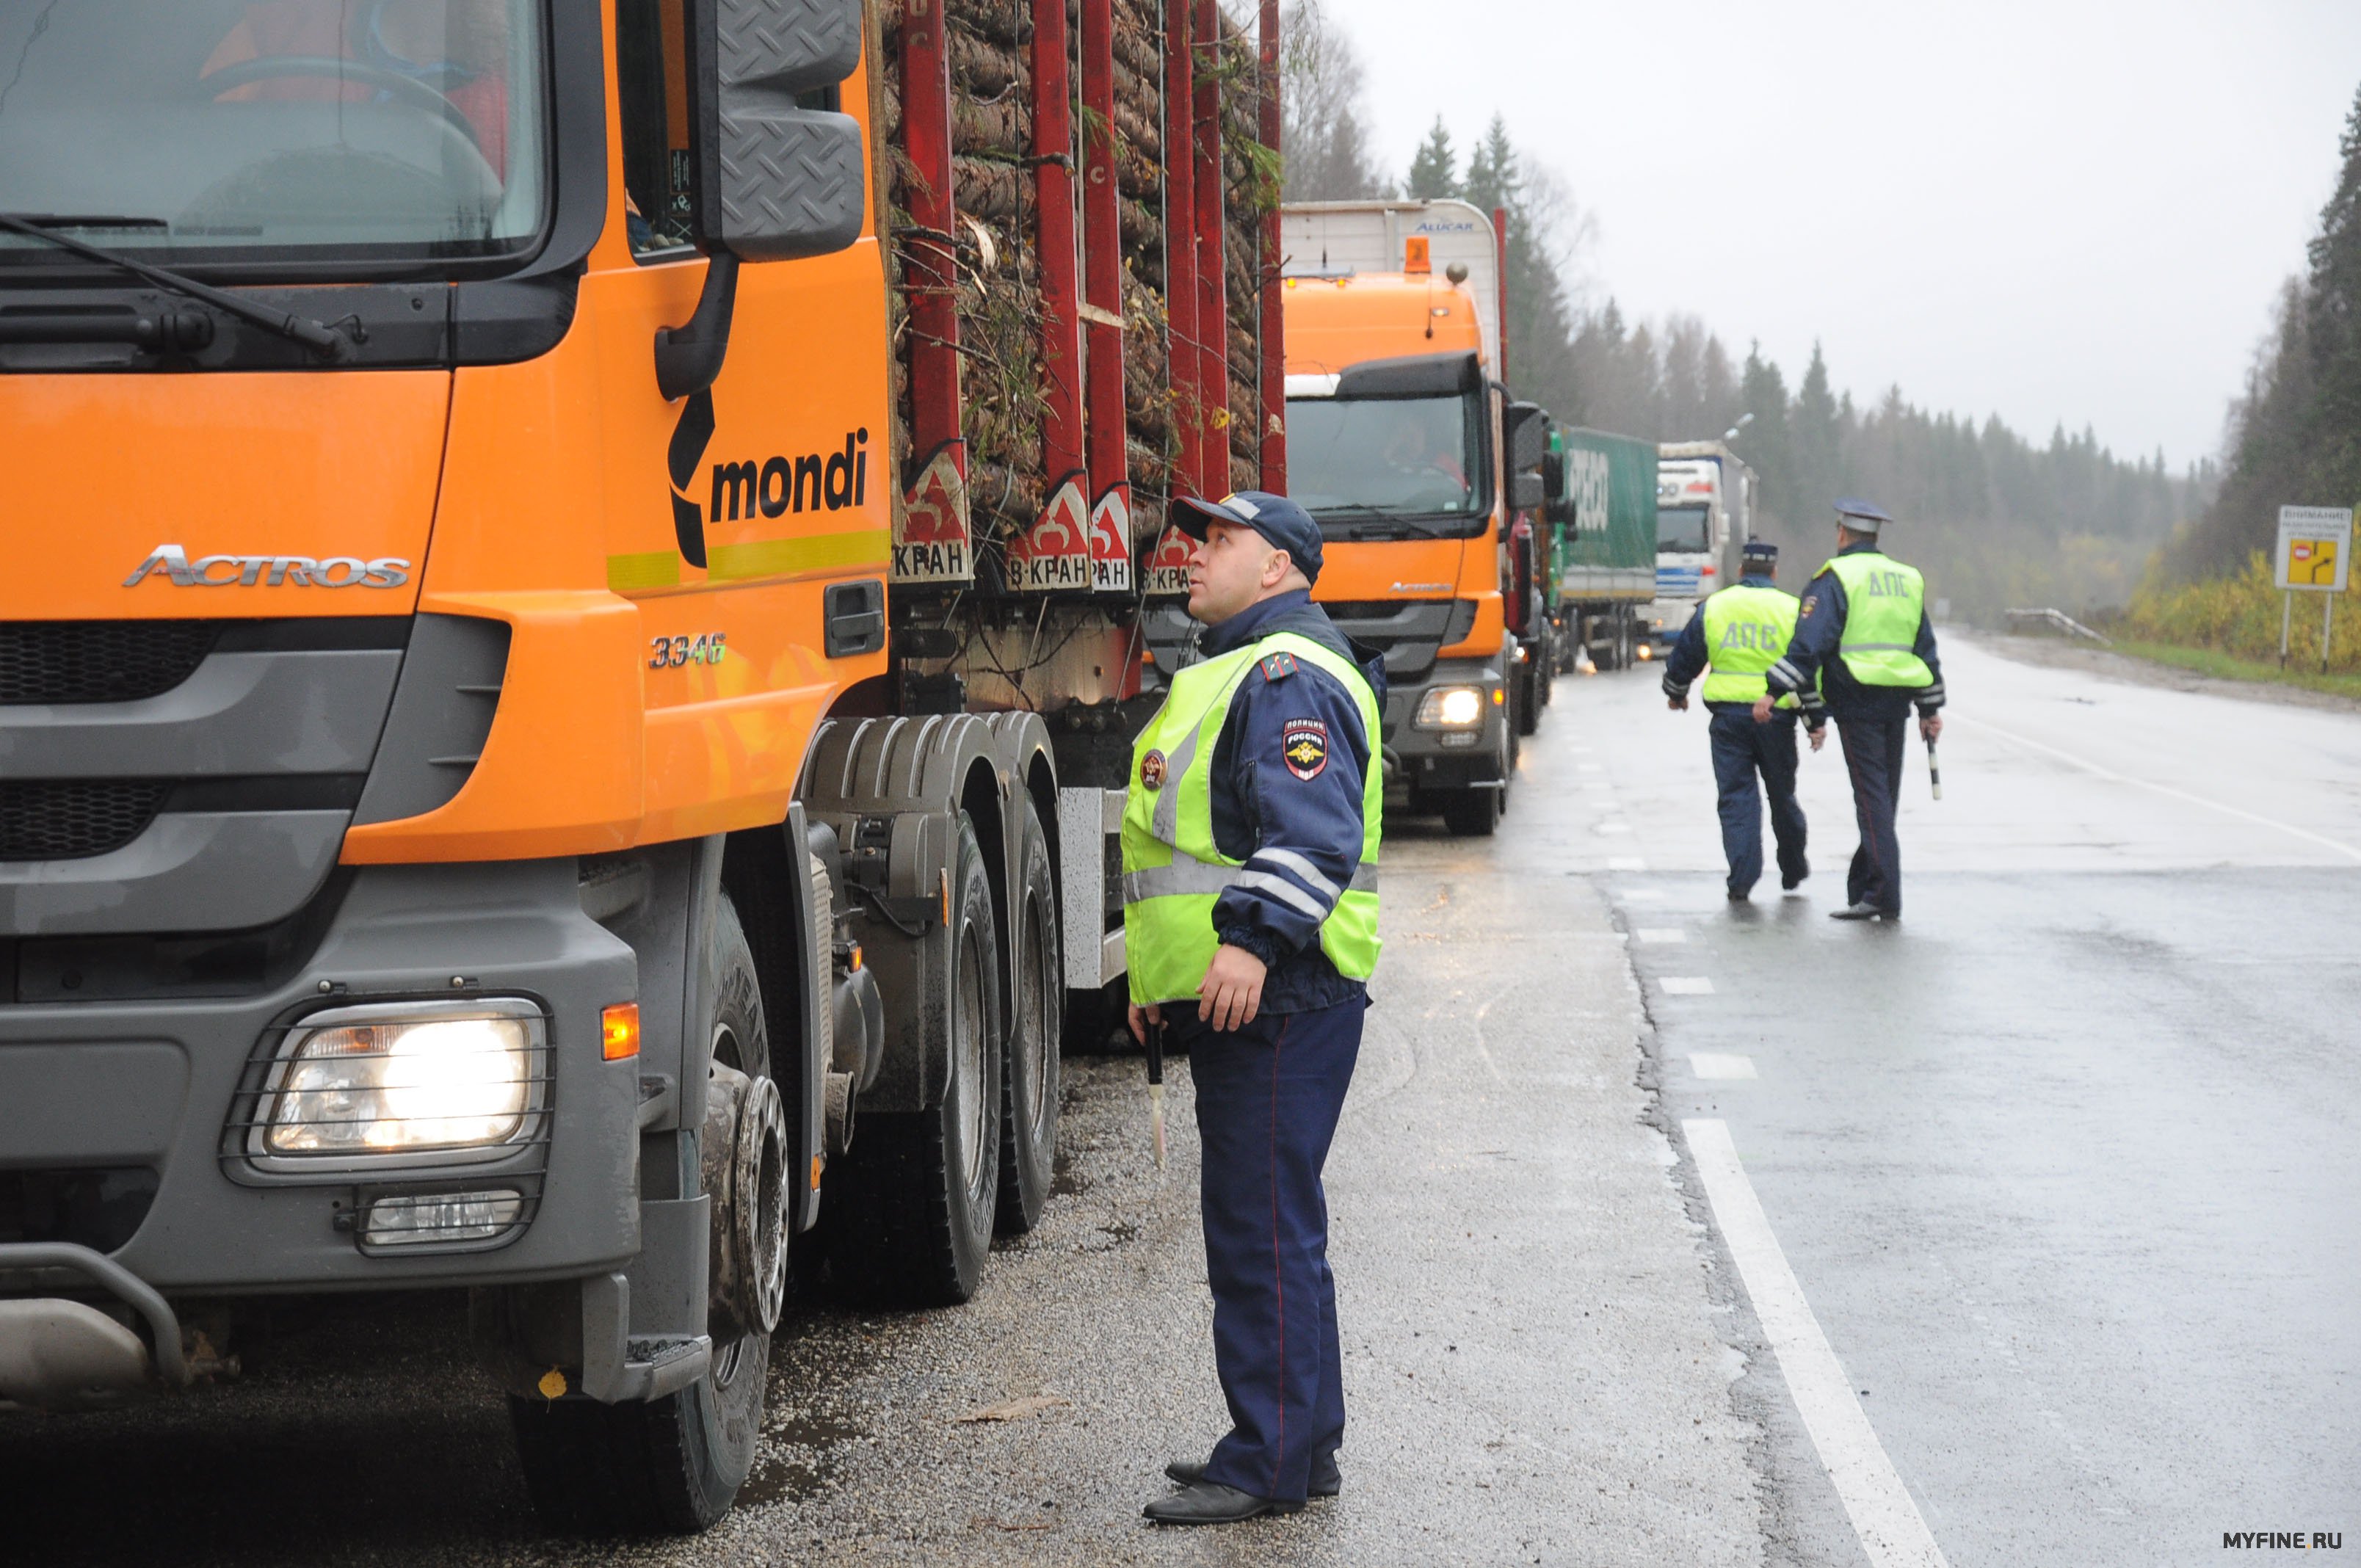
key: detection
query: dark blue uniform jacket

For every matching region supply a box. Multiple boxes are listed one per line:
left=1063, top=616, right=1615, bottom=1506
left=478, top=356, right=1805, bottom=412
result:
left=1659, top=574, right=1804, bottom=718
left=1764, top=541, right=1947, bottom=722
left=1191, top=589, right=1386, bottom=1014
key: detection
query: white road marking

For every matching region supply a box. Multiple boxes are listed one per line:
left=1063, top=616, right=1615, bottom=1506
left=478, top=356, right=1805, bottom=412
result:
left=1685, top=1119, right=1951, bottom=1568
left=1689, top=1052, right=1757, bottom=1079
left=1954, top=715, right=2361, bottom=863
left=1636, top=928, right=1687, bottom=944
left=1661, top=976, right=1716, bottom=995
left=1607, top=857, right=1649, bottom=871
left=1596, top=822, right=1633, bottom=835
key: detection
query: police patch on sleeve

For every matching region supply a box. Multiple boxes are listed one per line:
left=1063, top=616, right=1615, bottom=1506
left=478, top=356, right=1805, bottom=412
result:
left=1280, top=719, right=1329, bottom=780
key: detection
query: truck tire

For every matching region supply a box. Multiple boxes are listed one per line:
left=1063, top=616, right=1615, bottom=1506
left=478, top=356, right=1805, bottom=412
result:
left=1517, top=657, right=1541, bottom=736
left=996, top=799, right=1060, bottom=1234
left=827, top=810, right=1003, bottom=1305
left=1439, top=788, right=1500, bottom=837
left=509, top=894, right=772, bottom=1536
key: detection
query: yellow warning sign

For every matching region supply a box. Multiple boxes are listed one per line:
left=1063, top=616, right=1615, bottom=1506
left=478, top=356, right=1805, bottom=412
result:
left=2288, top=537, right=2338, bottom=586
left=2275, top=506, right=2354, bottom=592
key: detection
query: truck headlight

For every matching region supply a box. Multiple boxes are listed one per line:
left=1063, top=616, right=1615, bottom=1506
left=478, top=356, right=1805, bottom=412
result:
left=1416, top=686, right=1487, bottom=728
left=253, top=999, right=546, bottom=1167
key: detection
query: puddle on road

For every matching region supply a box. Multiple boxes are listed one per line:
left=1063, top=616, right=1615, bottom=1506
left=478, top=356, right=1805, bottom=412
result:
left=1048, top=1146, right=1089, bottom=1199
left=741, top=1406, right=866, bottom=1507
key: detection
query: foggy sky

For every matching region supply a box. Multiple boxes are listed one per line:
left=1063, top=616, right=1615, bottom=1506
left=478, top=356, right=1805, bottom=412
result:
left=1332, top=0, right=2361, bottom=468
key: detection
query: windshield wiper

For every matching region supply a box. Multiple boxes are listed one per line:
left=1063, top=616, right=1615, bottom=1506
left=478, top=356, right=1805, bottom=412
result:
left=0, top=213, right=355, bottom=361
left=1312, top=507, right=1462, bottom=537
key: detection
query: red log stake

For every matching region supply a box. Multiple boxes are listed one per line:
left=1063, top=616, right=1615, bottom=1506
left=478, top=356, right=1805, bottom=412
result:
left=896, top=0, right=971, bottom=585
left=1493, top=203, right=1509, bottom=391
left=1162, top=0, right=1198, bottom=500
left=1081, top=0, right=1133, bottom=591
left=1011, top=0, right=1089, bottom=592
left=1192, top=0, right=1225, bottom=497
left=1257, top=0, right=1285, bottom=494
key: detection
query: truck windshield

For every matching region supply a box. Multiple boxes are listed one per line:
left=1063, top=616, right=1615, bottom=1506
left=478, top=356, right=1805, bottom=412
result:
left=0, top=0, right=547, bottom=274
left=1286, top=393, right=1486, bottom=532
left=1658, top=505, right=1711, bottom=553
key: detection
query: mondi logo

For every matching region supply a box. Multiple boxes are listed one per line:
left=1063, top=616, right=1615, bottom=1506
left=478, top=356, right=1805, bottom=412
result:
left=124, top=545, right=410, bottom=588
left=666, top=388, right=869, bottom=570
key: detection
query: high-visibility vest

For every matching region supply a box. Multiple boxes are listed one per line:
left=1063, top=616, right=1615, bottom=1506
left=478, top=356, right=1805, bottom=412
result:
left=1821, top=551, right=1934, bottom=688
left=1120, top=631, right=1382, bottom=1006
left=1700, top=583, right=1802, bottom=705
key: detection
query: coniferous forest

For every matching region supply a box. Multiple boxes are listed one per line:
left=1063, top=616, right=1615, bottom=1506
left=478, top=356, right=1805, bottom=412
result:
left=1278, top=1, right=2220, bottom=622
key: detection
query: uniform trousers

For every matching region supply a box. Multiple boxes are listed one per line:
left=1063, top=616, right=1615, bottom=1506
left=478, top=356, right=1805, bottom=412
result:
left=1181, top=993, right=1363, bottom=1503
left=1707, top=708, right=1807, bottom=896
left=1835, top=712, right=1910, bottom=913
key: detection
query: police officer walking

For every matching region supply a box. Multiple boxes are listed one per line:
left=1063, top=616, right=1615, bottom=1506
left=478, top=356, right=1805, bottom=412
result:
left=1120, top=491, right=1385, bottom=1525
left=1755, top=500, right=1945, bottom=921
left=1661, top=539, right=1818, bottom=901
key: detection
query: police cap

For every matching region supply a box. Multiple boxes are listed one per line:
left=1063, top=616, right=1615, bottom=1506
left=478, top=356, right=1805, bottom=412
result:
left=1740, top=539, right=1780, bottom=565
left=1833, top=498, right=1893, bottom=532
left=1169, top=491, right=1324, bottom=585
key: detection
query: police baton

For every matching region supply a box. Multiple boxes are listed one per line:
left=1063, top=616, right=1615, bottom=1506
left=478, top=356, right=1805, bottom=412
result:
left=1145, top=1019, right=1167, bottom=1169
left=1926, top=736, right=1943, bottom=801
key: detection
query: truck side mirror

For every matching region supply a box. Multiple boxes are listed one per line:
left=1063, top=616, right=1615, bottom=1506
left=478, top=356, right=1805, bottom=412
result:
left=1504, top=402, right=1550, bottom=474
left=658, top=0, right=868, bottom=399
left=1509, top=472, right=1545, bottom=512
left=687, top=0, right=867, bottom=261
left=1539, top=451, right=1567, bottom=523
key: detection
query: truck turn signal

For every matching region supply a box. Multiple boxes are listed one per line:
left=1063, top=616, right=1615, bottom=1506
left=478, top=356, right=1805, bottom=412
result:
left=601, top=1003, right=641, bottom=1061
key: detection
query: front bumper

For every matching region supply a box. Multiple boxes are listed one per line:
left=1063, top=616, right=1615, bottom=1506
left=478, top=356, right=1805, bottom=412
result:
left=1382, top=654, right=1509, bottom=792
left=0, top=858, right=641, bottom=1294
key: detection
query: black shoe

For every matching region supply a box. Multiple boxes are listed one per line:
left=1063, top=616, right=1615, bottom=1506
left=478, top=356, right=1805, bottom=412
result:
left=1828, top=902, right=1897, bottom=921
left=1166, top=1453, right=1341, bottom=1498
left=1781, top=862, right=1809, bottom=891
left=1143, top=1481, right=1304, bottom=1524
left=1726, top=888, right=1751, bottom=903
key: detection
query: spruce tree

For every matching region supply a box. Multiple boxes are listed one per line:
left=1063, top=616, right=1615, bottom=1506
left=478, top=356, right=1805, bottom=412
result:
left=1405, top=120, right=1458, bottom=200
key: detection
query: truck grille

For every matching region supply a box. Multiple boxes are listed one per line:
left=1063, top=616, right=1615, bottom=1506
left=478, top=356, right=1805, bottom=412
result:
left=0, top=780, right=170, bottom=860
left=0, top=620, right=220, bottom=705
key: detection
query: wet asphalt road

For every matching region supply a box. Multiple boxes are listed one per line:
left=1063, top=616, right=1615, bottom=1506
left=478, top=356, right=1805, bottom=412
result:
left=1603, top=635, right=2361, bottom=1566
left=7, top=634, right=2356, bottom=1566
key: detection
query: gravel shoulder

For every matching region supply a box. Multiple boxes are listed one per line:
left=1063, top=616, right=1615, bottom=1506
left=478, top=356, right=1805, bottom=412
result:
left=1972, top=630, right=2361, bottom=715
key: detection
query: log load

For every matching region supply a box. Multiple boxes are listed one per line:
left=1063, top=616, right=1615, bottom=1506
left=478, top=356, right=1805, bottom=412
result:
left=882, top=0, right=1274, bottom=578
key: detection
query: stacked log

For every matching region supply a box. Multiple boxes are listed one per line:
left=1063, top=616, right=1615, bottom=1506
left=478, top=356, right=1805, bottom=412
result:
left=883, top=0, right=1271, bottom=575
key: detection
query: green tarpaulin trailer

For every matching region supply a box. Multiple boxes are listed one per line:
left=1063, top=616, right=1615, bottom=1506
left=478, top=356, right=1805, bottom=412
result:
left=1546, top=425, right=1658, bottom=671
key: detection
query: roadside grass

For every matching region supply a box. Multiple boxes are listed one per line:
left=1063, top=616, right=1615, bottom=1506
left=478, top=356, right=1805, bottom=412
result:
left=2102, top=638, right=2361, bottom=703
left=2115, top=551, right=2361, bottom=676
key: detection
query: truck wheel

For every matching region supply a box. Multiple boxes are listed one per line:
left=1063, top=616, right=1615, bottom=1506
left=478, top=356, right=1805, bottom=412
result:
left=1439, top=788, right=1500, bottom=837
left=1517, top=660, right=1540, bottom=736
left=827, top=810, right=1003, bottom=1305
left=509, top=894, right=772, bottom=1536
left=997, top=799, right=1060, bottom=1235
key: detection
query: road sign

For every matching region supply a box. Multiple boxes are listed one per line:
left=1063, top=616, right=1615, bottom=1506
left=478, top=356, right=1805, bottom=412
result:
left=2274, top=506, right=2351, bottom=592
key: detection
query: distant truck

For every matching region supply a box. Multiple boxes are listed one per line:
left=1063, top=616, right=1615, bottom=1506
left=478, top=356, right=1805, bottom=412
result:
left=1544, top=425, right=1659, bottom=671
left=1646, top=441, right=1758, bottom=652
left=1279, top=199, right=1542, bottom=837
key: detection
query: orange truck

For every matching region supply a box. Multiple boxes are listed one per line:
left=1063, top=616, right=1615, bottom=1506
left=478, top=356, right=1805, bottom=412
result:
left=1277, top=200, right=1552, bottom=837
left=0, top=0, right=1279, bottom=1533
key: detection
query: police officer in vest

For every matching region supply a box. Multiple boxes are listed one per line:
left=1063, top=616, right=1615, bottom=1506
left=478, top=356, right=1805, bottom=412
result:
left=1755, top=499, right=1945, bottom=921
left=1121, top=491, right=1385, bottom=1525
left=1661, top=539, right=1818, bottom=901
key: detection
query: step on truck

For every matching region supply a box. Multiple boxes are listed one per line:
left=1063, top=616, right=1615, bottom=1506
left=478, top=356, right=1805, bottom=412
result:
left=1544, top=424, right=1661, bottom=671
left=0, top=0, right=1280, bottom=1533
left=1273, top=199, right=1548, bottom=838
left=1647, top=440, right=1758, bottom=653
